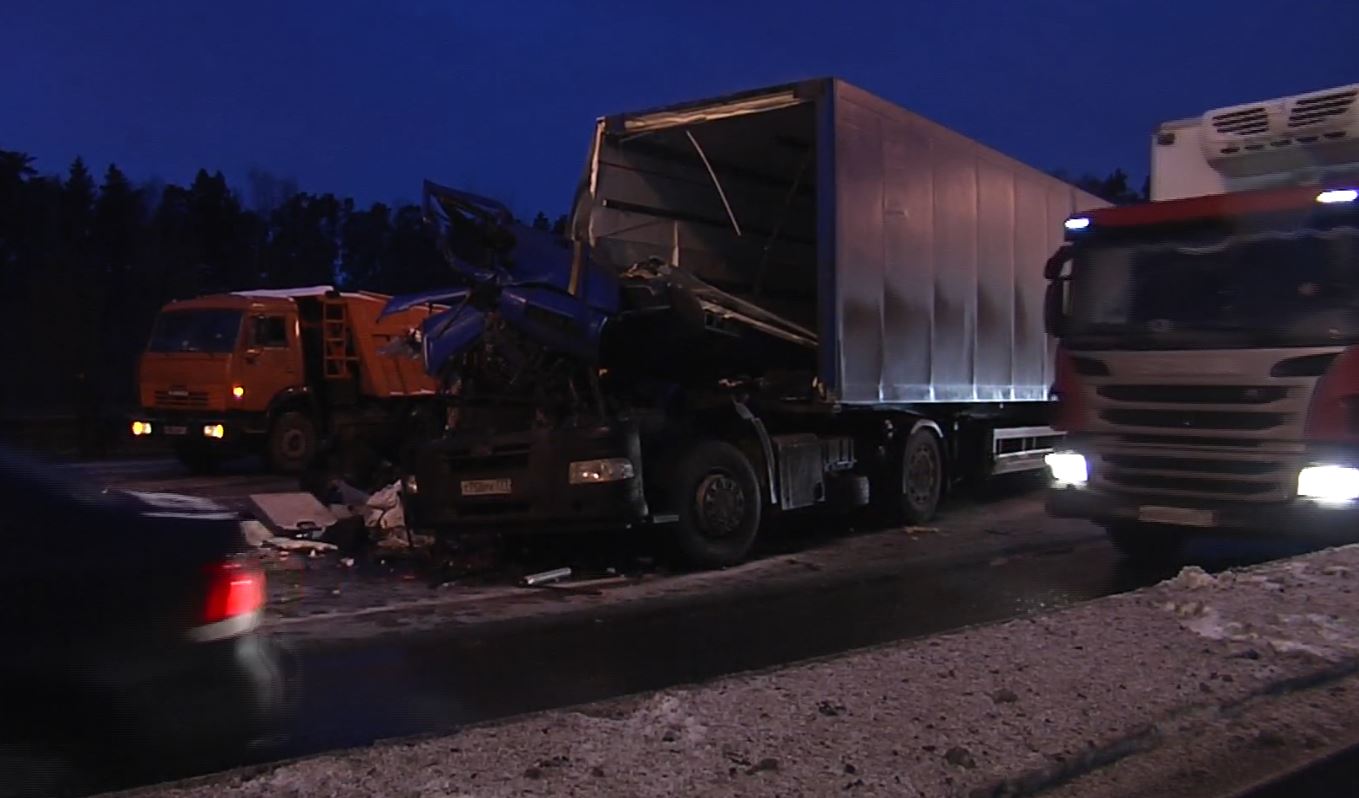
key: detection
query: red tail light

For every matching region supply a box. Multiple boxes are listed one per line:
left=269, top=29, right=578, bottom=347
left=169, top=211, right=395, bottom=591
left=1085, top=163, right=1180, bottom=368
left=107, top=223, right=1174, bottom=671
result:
left=1052, top=347, right=1090, bottom=432
left=1305, top=345, right=1359, bottom=442
left=202, top=561, right=265, bottom=624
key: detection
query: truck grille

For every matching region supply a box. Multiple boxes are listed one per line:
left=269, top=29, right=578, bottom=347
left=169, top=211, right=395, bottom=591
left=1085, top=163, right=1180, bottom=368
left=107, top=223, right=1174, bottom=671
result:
left=154, top=390, right=210, bottom=409
left=1076, top=349, right=1337, bottom=504
left=1095, top=385, right=1287, bottom=404
left=1090, top=445, right=1300, bottom=503
left=1099, top=408, right=1288, bottom=432
left=442, top=442, right=532, bottom=471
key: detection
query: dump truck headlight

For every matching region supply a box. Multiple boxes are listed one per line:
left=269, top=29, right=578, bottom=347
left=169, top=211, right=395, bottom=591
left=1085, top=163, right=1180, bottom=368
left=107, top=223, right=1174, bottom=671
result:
left=1045, top=451, right=1087, bottom=486
left=1298, top=465, right=1359, bottom=503
left=203, top=424, right=226, bottom=439
left=232, top=385, right=245, bottom=399
left=131, top=421, right=153, bottom=436
left=569, top=458, right=635, bottom=484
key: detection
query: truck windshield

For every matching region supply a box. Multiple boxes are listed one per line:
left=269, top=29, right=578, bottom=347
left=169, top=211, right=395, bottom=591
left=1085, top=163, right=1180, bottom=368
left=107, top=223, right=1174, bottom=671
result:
left=147, top=309, right=244, bottom=353
left=1066, top=226, right=1359, bottom=349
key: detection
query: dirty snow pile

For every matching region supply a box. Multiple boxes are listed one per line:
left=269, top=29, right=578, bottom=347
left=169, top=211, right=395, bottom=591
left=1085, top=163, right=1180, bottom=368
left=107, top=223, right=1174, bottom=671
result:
left=1159, top=561, right=1359, bottom=662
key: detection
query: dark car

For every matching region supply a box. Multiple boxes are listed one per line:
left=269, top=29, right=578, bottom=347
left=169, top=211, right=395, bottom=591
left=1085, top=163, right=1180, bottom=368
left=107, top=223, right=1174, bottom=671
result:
left=0, top=447, right=290, bottom=797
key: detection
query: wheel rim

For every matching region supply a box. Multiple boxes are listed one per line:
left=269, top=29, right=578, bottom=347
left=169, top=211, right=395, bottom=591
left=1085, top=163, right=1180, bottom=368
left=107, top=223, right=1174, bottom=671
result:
left=906, top=443, right=940, bottom=511
left=695, top=471, right=747, bottom=539
left=280, top=427, right=308, bottom=459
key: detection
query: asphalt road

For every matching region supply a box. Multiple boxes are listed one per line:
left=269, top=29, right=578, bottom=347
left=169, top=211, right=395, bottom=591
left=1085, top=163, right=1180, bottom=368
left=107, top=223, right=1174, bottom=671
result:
left=71, top=458, right=1356, bottom=789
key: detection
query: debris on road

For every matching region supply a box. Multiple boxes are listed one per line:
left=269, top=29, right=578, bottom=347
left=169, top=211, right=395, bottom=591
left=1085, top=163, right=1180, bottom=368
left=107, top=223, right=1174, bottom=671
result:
left=332, top=479, right=372, bottom=508
left=261, top=535, right=339, bottom=554
left=903, top=526, right=940, bottom=536
left=522, top=567, right=573, bottom=587
left=239, top=519, right=273, bottom=548
left=249, top=492, right=338, bottom=539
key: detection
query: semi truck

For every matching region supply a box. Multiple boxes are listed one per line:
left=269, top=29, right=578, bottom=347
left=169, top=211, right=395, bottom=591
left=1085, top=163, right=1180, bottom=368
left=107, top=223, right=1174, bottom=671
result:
left=396, top=78, right=1102, bottom=568
left=1043, top=82, right=1359, bottom=560
left=133, top=287, right=441, bottom=473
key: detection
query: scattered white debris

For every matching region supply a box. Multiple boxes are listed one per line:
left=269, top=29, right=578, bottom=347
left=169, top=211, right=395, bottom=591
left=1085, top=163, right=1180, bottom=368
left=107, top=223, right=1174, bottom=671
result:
left=263, top=535, right=338, bottom=553
left=340, top=557, right=356, bottom=568
left=522, top=567, right=572, bottom=587
left=239, top=519, right=273, bottom=548
left=332, top=480, right=372, bottom=508
left=903, top=526, right=940, bottom=535
left=365, top=482, right=405, bottom=531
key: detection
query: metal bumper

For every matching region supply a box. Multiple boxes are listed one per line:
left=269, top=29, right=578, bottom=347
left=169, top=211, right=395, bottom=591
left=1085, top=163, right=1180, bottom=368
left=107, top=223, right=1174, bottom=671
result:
left=407, top=423, right=649, bottom=536
left=1047, top=485, right=1359, bottom=539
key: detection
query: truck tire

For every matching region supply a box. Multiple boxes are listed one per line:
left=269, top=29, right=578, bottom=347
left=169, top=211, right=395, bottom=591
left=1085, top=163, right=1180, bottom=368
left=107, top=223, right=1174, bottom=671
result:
left=669, top=440, right=763, bottom=569
left=898, top=427, right=943, bottom=525
left=267, top=411, right=317, bottom=474
left=173, top=441, right=220, bottom=475
left=1105, top=522, right=1185, bottom=565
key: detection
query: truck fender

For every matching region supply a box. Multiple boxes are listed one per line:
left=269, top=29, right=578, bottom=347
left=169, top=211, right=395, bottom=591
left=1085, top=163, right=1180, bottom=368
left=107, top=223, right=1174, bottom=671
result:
left=266, top=387, right=316, bottom=422
left=907, top=417, right=944, bottom=441
left=902, top=417, right=948, bottom=492
left=731, top=399, right=778, bottom=506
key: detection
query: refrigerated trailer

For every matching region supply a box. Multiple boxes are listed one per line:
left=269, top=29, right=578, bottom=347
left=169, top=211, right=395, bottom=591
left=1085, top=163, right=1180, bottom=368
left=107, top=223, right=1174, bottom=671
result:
left=403, top=78, right=1104, bottom=566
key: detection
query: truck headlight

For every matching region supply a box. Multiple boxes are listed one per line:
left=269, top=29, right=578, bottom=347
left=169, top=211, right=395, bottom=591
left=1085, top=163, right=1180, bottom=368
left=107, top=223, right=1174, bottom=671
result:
left=569, top=458, right=635, bottom=485
left=131, top=421, right=153, bottom=436
left=1297, top=465, right=1359, bottom=503
left=203, top=424, right=226, bottom=439
left=1045, top=451, right=1088, bottom=486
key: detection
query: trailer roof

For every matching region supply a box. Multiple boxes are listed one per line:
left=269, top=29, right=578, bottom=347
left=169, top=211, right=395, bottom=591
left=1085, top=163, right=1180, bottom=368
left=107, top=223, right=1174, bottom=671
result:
left=230, top=286, right=338, bottom=299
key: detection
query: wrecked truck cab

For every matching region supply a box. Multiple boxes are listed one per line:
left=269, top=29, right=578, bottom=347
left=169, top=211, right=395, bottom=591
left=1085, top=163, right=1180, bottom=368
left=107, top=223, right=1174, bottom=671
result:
left=391, top=78, right=1098, bottom=568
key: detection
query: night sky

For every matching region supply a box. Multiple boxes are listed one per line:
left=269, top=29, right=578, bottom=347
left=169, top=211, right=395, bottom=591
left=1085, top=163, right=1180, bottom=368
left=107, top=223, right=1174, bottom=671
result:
left=2, top=1, right=1354, bottom=217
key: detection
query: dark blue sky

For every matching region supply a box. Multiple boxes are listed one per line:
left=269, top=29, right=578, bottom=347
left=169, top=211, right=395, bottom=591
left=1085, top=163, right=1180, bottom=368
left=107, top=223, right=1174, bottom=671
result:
left=2, top=1, right=1354, bottom=217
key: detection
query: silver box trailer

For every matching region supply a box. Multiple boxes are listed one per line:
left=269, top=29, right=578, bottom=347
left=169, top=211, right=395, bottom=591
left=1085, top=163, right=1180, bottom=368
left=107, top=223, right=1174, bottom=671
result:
left=579, top=78, right=1104, bottom=406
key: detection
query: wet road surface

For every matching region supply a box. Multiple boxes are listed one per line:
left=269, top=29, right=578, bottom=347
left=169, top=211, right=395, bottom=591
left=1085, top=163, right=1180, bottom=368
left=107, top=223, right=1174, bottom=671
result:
left=68, top=458, right=1359, bottom=787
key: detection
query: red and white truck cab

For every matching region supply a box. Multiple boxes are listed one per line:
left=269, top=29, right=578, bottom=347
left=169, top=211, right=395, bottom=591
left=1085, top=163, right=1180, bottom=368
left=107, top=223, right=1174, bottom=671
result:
left=1043, top=82, right=1359, bottom=560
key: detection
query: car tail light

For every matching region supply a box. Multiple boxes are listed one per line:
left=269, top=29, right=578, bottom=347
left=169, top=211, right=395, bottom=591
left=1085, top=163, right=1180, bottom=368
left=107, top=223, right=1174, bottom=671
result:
left=202, top=561, right=265, bottom=625
left=1052, top=347, right=1090, bottom=432
left=1305, top=345, right=1359, bottom=442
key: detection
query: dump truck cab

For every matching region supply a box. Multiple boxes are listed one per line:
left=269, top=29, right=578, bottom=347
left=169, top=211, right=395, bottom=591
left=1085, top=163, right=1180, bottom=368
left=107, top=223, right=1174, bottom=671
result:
left=135, top=287, right=440, bottom=474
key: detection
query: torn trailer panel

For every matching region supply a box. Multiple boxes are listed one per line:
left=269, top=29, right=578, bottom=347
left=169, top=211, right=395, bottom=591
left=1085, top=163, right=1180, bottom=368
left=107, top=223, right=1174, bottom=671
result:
left=576, top=77, right=1106, bottom=404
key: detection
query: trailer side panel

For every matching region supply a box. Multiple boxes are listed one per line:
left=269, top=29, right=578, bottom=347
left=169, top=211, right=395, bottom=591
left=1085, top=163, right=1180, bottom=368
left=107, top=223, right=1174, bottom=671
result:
left=829, top=80, right=1102, bottom=405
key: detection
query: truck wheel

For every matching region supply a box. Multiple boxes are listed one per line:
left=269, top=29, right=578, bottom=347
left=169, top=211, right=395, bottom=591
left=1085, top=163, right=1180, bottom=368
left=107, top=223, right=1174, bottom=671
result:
left=267, top=411, right=317, bottom=474
left=898, top=428, right=943, bottom=524
left=1105, top=523, right=1185, bottom=565
left=173, top=441, right=220, bottom=475
left=669, top=440, right=763, bottom=569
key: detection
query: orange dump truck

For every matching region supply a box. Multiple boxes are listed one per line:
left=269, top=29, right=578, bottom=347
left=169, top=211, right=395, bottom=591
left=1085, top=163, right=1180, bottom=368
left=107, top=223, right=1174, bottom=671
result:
left=132, top=286, right=441, bottom=473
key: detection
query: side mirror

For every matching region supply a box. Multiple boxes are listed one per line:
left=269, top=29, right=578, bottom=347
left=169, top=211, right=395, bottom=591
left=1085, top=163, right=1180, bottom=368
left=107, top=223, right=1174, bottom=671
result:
left=1044, top=245, right=1072, bottom=280
left=1044, top=282, right=1067, bottom=338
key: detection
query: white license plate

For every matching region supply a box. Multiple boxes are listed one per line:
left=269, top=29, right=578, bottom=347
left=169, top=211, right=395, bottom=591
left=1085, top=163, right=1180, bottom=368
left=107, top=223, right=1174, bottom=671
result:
left=461, top=478, right=512, bottom=496
left=164, top=425, right=188, bottom=436
left=1138, top=505, right=1216, bottom=528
